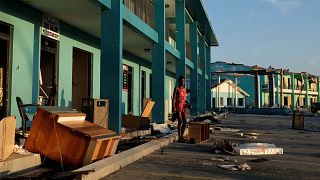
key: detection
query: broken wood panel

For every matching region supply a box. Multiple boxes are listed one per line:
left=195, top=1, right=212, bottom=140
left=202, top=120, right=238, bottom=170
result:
left=0, top=116, right=16, bottom=161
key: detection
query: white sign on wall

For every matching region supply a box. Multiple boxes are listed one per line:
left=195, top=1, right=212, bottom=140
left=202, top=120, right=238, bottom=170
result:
left=41, top=14, right=60, bottom=40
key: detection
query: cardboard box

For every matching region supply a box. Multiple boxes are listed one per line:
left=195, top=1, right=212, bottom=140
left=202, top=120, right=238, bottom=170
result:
left=0, top=116, right=16, bottom=161
left=24, top=108, right=120, bottom=169
left=188, top=122, right=210, bottom=143
left=82, top=99, right=109, bottom=129
left=122, top=100, right=155, bottom=130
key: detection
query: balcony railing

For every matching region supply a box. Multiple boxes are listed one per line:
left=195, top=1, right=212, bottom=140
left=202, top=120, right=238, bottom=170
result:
left=124, top=0, right=154, bottom=28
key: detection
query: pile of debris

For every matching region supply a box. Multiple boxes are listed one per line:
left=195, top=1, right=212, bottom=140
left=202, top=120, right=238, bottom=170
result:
left=192, top=111, right=228, bottom=123
left=211, top=140, right=283, bottom=156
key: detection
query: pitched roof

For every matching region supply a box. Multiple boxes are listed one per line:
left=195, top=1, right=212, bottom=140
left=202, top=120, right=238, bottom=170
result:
left=211, top=80, right=250, bottom=97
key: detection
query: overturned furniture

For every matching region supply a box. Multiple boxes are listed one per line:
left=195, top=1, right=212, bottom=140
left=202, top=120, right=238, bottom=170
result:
left=24, top=108, right=120, bottom=169
left=0, top=116, right=16, bottom=161
left=122, top=100, right=155, bottom=130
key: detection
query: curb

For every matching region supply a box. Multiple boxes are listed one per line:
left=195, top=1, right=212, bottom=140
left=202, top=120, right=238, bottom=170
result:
left=74, top=132, right=180, bottom=180
left=0, top=153, right=41, bottom=177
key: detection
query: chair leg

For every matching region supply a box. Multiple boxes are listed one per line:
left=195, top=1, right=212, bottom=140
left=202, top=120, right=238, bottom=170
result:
left=22, top=118, right=26, bottom=136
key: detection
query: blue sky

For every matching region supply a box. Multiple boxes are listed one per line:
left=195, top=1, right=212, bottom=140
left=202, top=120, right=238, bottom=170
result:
left=203, top=0, right=320, bottom=76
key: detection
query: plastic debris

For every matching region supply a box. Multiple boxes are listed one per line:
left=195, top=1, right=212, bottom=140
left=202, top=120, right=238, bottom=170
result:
left=234, top=143, right=283, bottom=155
left=211, top=140, right=237, bottom=155
left=13, top=144, right=29, bottom=155
left=214, top=127, right=241, bottom=133
left=217, top=163, right=251, bottom=171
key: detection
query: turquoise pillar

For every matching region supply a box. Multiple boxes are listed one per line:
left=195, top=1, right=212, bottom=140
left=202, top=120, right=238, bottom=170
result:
left=259, top=75, right=263, bottom=108
left=205, top=45, right=211, bottom=111
left=305, top=75, right=309, bottom=108
left=100, top=0, right=123, bottom=133
left=318, top=78, right=320, bottom=102
left=190, top=21, right=198, bottom=116
left=151, top=0, right=166, bottom=123
left=175, top=0, right=186, bottom=82
left=291, top=73, right=295, bottom=109
left=32, top=19, right=41, bottom=104
left=199, top=35, right=206, bottom=112
left=275, top=74, right=280, bottom=107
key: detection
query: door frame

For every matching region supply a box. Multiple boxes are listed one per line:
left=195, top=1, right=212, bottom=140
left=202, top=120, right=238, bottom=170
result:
left=40, top=35, right=59, bottom=106
left=72, top=47, right=93, bottom=107
left=0, top=21, right=12, bottom=116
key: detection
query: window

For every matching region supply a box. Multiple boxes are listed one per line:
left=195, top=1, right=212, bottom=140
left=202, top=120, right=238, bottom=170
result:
left=238, top=98, right=244, bottom=107
left=227, top=98, right=233, bottom=106
left=284, top=97, right=288, bottom=106
left=220, top=97, right=224, bottom=107
left=212, top=98, right=216, bottom=108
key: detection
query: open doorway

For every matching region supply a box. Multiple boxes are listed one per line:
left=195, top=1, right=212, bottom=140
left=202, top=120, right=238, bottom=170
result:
left=0, top=22, right=11, bottom=119
left=141, top=70, right=146, bottom=111
left=72, top=48, right=92, bottom=110
left=39, top=36, right=58, bottom=106
left=127, top=66, right=133, bottom=113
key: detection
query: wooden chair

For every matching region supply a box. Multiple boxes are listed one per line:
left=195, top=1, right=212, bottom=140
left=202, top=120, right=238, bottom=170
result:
left=16, top=97, right=39, bottom=136
left=122, top=100, right=155, bottom=130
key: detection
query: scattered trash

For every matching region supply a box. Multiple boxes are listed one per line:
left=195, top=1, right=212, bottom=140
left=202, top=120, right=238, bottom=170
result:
left=247, top=158, right=270, bottom=163
left=311, top=153, right=320, bottom=159
left=217, top=163, right=251, bottom=171
left=202, top=120, right=211, bottom=124
left=211, top=140, right=237, bottom=155
left=214, top=127, right=241, bottom=133
left=13, top=144, right=29, bottom=155
left=192, top=112, right=228, bottom=123
left=234, top=132, right=259, bottom=139
left=234, top=143, right=283, bottom=155
left=238, top=163, right=251, bottom=171
left=210, top=157, right=225, bottom=162
left=202, top=162, right=215, bottom=166
left=151, top=123, right=173, bottom=135
left=210, top=157, right=237, bottom=163
left=246, top=136, right=258, bottom=139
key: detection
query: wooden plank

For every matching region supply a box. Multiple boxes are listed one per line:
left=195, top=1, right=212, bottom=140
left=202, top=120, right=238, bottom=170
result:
left=141, top=101, right=155, bottom=118
left=96, top=140, right=109, bottom=160
left=91, top=141, right=102, bottom=161
left=0, top=116, right=16, bottom=161
left=83, top=139, right=97, bottom=166
left=109, top=138, right=120, bottom=156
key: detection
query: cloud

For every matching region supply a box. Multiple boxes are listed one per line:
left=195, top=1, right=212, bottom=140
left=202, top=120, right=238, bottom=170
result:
left=261, top=0, right=303, bottom=14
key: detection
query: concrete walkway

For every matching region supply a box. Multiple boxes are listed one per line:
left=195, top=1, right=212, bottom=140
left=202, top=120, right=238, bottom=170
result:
left=104, top=113, right=320, bottom=180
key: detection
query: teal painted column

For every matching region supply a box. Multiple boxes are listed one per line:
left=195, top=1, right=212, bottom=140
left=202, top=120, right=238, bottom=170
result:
left=100, top=0, right=123, bottom=133
left=275, top=74, right=280, bottom=106
left=318, top=78, right=320, bottom=102
left=199, top=36, right=206, bottom=113
left=291, top=73, right=295, bottom=109
left=259, top=75, right=263, bottom=108
left=32, top=19, right=41, bottom=103
left=305, top=75, right=309, bottom=108
left=190, top=21, right=198, bottom=116
left=151, top=0, right=166, bottom=123
left=175, top=0, right=186, bottom=82
left=205, top=45, right=211, bottom=111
